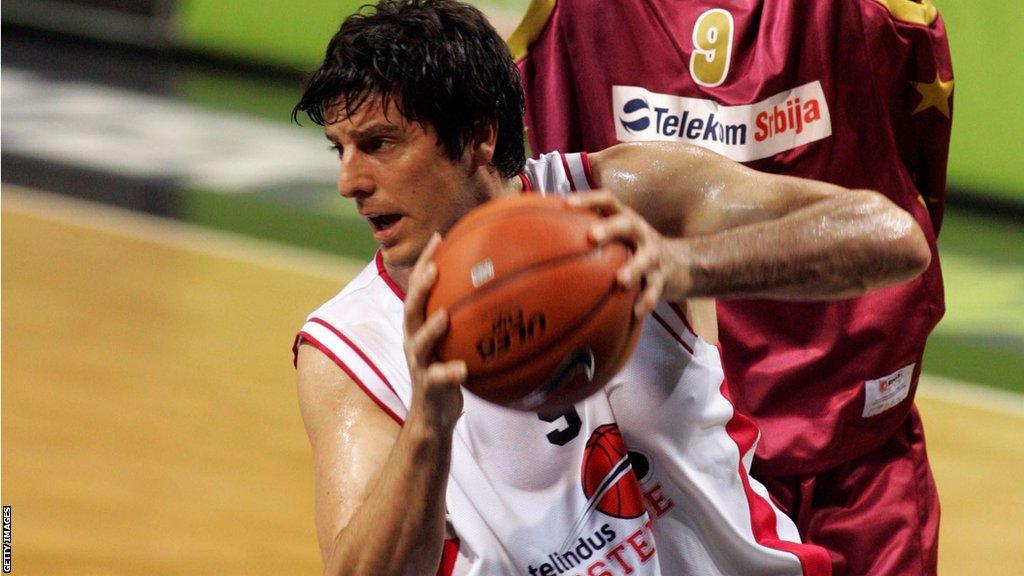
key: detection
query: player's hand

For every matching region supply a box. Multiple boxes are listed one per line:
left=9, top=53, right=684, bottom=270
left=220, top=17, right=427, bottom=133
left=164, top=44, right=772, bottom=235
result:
left=403, top=233, right=466, bottom=431
left=569, top=191, right=692, bottom=317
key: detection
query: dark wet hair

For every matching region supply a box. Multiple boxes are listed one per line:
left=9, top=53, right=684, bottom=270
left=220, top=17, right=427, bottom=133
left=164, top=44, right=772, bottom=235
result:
left=293, top=0, right=526, bottom=178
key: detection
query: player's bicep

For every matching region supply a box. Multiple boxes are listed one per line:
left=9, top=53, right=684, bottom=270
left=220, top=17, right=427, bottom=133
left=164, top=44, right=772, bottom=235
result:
left=590, top=141, right=839, bottom=236
left=295, top=343, right=401, bottom=563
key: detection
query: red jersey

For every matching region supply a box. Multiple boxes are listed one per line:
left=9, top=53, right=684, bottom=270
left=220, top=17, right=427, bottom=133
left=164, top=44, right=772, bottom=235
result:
left=514, top=0, right=953, bottom=475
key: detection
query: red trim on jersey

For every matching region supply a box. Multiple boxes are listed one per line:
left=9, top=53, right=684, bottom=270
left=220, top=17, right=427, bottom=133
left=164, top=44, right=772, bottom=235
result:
left=436, top=537, right=460, bottom=576
left=292, top=332, right=303, bottom=367
left=579, top=151, right=596, bottom=189
left=650, top=311, right=695, bottom=355
left=296, top=331, right=405, bottom=426
left=308, top=317, right=403, bottom=400
left=518, top=172, right=534, bottom=192
left=718, top=372, right=831, bottom=576
left=559, top=152, right=577, bottom=190
left=375, top=250, right=406, bottom=301
left=667, top=302, right=699, bottom=340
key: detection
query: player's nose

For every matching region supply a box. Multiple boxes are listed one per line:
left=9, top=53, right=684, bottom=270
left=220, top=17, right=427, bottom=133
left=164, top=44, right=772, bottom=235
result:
left=337, top=151, right=373, bottom=199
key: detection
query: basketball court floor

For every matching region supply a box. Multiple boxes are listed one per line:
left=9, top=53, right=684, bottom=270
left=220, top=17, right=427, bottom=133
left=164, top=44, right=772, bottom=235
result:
left=3, top=186, right=1022, bottom=575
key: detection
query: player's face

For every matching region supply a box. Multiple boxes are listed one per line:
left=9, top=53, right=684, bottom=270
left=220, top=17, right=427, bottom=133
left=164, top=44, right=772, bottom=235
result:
left=325, top=97, right=486, bottom=272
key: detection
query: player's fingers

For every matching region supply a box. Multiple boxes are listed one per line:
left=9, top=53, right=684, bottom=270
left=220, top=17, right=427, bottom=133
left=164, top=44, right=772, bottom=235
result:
left=409, top=307, right=449, bottom=366
left=423, top=361, right=468, bottom=389
left=403, top=261, right=436, bottom=338
left=589, top=212, right=642, bottom=247
left=619, top=230, right=660, bottom=288
left=418, top=360, right=468, bottom=420
left=404, top=234, right=442, bottom=337
left=635, top=270, right=664, bottom=317
left=567, top=190, right=622, bottom=216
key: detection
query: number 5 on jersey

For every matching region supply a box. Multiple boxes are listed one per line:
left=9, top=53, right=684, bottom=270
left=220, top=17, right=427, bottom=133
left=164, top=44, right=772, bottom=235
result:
left=689, top=8, right=734, bottom=87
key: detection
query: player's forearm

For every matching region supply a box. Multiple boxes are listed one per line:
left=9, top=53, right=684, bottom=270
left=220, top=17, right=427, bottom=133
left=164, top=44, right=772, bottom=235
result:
left=667, top=190, right=931, bottom=300
left=324, top=417, right=454, bottom=576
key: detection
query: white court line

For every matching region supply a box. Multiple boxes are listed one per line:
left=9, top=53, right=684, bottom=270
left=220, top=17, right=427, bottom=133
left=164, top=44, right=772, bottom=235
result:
left=1, top=184, right=364, bottom=283
left=918, top=375, right=1024, bottom=418
left=5, top=185, right=1023, bottom=415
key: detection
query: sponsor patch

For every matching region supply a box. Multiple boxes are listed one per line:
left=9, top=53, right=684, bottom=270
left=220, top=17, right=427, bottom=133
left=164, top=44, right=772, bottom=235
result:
left=612, top=81, right=832, bottom=162
left=862, top=363, right=915, bottom=417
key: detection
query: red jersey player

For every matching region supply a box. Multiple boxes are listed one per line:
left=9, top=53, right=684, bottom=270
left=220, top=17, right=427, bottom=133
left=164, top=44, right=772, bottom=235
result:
left=513, top=1, right=953, bottom=574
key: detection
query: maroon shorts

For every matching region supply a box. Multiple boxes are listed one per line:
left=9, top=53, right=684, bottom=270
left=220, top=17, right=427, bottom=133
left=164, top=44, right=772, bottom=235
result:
left=755, top=405, right=939, bottom=576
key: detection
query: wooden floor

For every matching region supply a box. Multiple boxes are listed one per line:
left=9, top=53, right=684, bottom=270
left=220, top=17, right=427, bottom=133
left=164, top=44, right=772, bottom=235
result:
left=2, top=187, right=1022, bottom=575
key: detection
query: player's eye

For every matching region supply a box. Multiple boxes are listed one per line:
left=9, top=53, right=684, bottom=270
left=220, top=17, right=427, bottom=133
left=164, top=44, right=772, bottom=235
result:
left=361, top=138, right=388, bottom=153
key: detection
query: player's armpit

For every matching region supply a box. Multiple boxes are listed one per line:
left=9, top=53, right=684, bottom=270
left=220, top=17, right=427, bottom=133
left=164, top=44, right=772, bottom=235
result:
left=295, top=343, right=401, bottom=567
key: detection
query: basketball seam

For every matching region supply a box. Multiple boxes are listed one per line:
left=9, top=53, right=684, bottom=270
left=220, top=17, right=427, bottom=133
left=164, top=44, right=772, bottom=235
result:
left=440, top=202, right=591, bottom=249
left=444, top=246, right=616, bottom=317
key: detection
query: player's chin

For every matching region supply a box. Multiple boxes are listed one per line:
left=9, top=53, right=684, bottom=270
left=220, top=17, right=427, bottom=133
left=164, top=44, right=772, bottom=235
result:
left=379, top=241, right=424, bottom=272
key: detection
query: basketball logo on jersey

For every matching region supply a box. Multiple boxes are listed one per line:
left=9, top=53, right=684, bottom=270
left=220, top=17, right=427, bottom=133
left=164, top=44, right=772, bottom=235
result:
left=581, top=424, right=646, bottom=519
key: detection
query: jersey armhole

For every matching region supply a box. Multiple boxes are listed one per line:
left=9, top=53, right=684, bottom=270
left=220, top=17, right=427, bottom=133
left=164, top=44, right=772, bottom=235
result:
left=294, top=317, right=407, bottom=426
left=558, top=151, right=596, bottom=192
left=297, top=332, right=405, bottom=426
left=580, top=151, right=597, bottom=189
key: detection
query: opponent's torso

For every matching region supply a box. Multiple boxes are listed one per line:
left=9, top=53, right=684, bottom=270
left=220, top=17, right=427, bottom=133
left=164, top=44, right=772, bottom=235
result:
left=517, top=0, right=952, bottom=473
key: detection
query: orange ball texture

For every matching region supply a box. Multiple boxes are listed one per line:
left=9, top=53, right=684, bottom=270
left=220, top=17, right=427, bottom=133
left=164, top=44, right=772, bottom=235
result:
left=426, top=195, right=643, bottom=414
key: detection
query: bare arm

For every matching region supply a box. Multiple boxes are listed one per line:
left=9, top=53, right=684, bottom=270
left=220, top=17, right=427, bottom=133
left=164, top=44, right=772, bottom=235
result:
left=582, top=142, right=931, bottom=308
left=296, top=236, right=466, bottom=576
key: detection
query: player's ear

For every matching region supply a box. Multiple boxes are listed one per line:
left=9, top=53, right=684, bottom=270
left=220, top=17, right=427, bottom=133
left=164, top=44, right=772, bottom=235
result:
left=468, top=121, right=499, bottom=168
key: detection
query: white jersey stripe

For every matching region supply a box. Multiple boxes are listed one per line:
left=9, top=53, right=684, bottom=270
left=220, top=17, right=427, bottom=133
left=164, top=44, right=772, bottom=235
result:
left=564, top=152, right=592, bottom=192
left=308, top=317, right=403, bottom=399
left=650, top=301, right=699, bottom=354
left=717, top=379, right=829, bottom=575
left=298, top=330, right=405, bottom=425
left=650, top=311, right=695, bottom=355
left=667, top=302, right=700, bottom=339
left=558, top=152, right=578, bottom=190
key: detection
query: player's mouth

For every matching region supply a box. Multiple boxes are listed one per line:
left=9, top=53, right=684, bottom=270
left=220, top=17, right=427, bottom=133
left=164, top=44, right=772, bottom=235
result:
left=366, top=213, right=404, bottom=243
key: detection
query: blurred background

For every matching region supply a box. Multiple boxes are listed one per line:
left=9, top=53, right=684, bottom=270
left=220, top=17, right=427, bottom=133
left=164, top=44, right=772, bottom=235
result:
left=2, top=0, right=1021, bottom=574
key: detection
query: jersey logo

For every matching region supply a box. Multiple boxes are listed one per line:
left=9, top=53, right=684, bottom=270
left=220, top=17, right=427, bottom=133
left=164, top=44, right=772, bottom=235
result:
left=862, top=363, right=915, bottom=417
left=525, top=425, right=659, bottom=575
left=612, top=81, right=833, bottom=162
left=619, top=98, right=652, bottom=133
left=580, top=424, right=646, bottom=520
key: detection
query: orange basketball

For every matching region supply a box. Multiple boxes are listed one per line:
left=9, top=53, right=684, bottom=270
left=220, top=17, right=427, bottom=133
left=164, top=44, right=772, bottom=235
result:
left=426, top=194, right=643, bottom=414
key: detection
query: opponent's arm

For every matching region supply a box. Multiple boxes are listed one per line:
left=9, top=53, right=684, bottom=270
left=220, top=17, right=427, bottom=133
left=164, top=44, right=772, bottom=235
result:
left=583, top=142, right=931, bottom=312
left=296, top=238, right=465, bottom=576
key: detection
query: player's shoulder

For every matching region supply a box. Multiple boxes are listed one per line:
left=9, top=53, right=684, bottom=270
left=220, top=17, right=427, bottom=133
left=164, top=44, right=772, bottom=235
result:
left=304, top=254, right=404, bottom=334
left=522, top=150, right=595, bottom=195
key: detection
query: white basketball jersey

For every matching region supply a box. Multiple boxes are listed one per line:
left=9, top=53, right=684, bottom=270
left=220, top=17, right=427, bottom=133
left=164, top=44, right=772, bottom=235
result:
left=296, top=152, right=829, bottom=576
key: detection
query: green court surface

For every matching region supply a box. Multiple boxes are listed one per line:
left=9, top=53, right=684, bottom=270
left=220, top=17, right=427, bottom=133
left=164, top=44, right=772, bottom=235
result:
left=937, top=3, right=1024, bottom=202
left=925, top=211, right=1024, bottom=393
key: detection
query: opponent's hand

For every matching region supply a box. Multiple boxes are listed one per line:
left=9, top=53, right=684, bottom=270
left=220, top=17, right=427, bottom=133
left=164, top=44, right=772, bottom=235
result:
left=403, top=233, right=466, bottom=431
left=569, top=191, right=693, bottom=317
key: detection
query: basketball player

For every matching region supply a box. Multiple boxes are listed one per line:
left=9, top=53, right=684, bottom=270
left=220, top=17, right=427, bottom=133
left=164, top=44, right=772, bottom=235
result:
left=514, top=1, right=953, bottom=573
left=291, top=2, right=930, bottom=574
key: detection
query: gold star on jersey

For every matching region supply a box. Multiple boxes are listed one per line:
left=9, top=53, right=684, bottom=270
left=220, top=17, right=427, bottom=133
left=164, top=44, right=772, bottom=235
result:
left=912, top=73, right=954, bottom=118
